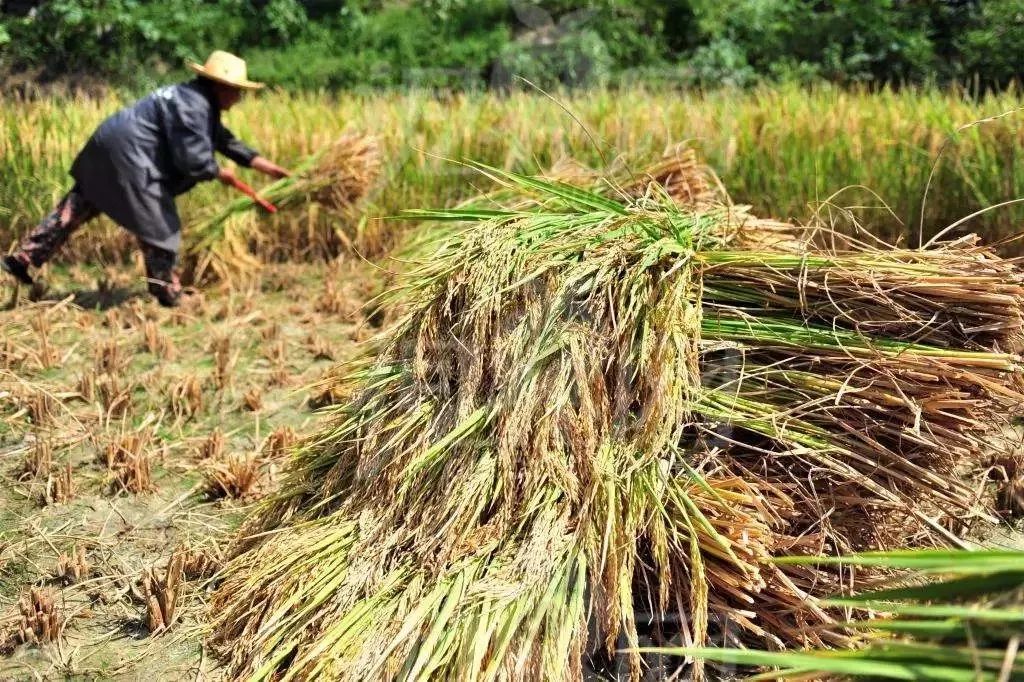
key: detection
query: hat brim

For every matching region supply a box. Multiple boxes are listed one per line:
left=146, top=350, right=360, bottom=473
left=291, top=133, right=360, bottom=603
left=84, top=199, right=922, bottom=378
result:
left=188, top=63, right=265, bottom=90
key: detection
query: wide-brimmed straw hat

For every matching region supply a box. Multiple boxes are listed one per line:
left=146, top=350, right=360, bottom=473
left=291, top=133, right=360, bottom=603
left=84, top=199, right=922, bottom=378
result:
left=187, top=50, right=264, bottom=90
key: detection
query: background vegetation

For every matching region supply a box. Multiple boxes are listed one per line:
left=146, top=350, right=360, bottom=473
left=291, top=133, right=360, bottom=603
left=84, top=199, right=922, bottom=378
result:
left=1, top=1, right=1023, bottom=93
left=4, top=85, right=1024, bottom=256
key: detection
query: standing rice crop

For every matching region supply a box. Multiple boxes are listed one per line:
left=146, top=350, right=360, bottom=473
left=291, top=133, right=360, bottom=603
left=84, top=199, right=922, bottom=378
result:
left=211, top=170, right=1024, bottom=681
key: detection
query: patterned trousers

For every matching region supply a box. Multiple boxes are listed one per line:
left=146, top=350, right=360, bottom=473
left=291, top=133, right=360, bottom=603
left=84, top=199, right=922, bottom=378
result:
left=14, top=185, right=181, bottom=304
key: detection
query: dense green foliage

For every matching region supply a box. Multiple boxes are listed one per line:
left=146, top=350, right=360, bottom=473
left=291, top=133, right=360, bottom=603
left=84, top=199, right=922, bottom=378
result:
left=1, top=1, right=1022, bottom=92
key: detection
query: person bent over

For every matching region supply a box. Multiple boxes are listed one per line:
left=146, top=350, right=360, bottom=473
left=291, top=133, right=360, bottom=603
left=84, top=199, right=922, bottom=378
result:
left=1, top=50, right=289, bottom=306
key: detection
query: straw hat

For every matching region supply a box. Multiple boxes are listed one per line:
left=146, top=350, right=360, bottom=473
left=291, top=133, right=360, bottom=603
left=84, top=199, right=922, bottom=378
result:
left=187, top=50, right=264, bottom=90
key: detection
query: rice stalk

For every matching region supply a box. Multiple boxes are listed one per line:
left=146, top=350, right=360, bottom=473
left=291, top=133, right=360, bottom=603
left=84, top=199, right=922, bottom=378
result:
left=665, top=548, right=1024, bottom=680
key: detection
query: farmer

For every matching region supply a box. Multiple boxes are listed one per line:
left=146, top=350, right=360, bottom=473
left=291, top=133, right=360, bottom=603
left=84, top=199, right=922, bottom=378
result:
left=1, top=50, right=290, bottom=306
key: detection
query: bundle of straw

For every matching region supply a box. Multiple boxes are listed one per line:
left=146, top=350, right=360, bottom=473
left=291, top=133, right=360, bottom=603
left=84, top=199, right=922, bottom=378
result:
left=211, top=169, right=1024, bottom=681
left=186, top=132, right=381, bottom=282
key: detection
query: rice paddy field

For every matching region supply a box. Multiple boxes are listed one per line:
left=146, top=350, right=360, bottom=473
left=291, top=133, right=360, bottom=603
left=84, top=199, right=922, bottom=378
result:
left=1, top=85, right=1024, bottom=681
left=3, top=84, right=1024, bottom=255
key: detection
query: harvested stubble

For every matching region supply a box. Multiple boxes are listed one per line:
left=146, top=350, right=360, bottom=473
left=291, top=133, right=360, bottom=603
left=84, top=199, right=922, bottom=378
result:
left=142, top=552, right=184, bottom=635
left=211, top=171, right=1024, bottom=681
left=169, top=373, right=204, bottom=420
left=264, top=339, right=290, bottom=387
left=263, top=426, right=297, bottom=460
left=55, top=545, right=90, bottom=585
left=991, top=452, right=1024, bottom=517
left=20, top=436, right=52, bottom=480
left=102, top=429, right=155, bottom=494
left=210, top=335, right=236, bottom=392
left=178, top=545, right=223, bottom=581
left=95, top=373, right=133, bottom=418
left=0, top=336, right=23, bottom=370
left=30, top=313, right=58, bottom=370
left=43, top=462, right=74, bottom=505
left=26, top=389, right=58, bottom=427
left=76, top=369, right=97, bottom=403
left=203, top=452, right=264, bottom=501
left=198, top=429, right=226, bottom=461
left=305, top=332, right=334, bottom=361
left=243, top=386, right=264, bottom=412
left=187, top=132, right=382, bottom=282
left=140, top=319, right=175, bottom=359
left=94, top=337, right=127, bottom=375
left=16, top=587, right=62, bottom=646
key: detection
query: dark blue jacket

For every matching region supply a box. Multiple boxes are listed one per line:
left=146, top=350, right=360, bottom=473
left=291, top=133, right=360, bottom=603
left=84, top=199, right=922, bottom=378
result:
left=70, top=78, right=258, bottom=253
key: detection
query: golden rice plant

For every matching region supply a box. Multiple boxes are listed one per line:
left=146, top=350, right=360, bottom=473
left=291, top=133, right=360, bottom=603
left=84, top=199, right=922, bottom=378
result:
left=9, top=86, right=1024, bottom=263
left=210, top=171, right=1024, bottom=680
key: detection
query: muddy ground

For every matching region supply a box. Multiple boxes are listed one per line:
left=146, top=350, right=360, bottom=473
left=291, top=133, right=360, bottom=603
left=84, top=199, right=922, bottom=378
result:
left=0, top=259, right=375, bottom=680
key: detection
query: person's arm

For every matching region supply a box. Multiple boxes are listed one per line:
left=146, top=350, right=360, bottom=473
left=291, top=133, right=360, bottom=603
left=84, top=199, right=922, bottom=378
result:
left=215, top=123, right=290, bottom=179
left=163, top=91, right=219, bottom=183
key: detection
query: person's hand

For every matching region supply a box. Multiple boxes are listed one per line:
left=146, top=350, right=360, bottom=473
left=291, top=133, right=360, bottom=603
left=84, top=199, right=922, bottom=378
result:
left=217, top=166, right=239, bottom=186
left=251, top=156, right=291, bottom=179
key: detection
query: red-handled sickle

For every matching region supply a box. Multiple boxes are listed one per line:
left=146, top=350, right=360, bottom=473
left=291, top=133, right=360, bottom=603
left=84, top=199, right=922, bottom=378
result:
left=225, top=175, right=278, bottom=214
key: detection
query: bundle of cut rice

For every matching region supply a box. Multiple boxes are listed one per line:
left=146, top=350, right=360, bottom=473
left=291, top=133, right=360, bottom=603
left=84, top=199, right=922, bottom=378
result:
left=186, top=132, right=381, bottom=282
left=211, top=168, right=1024, bottom=681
